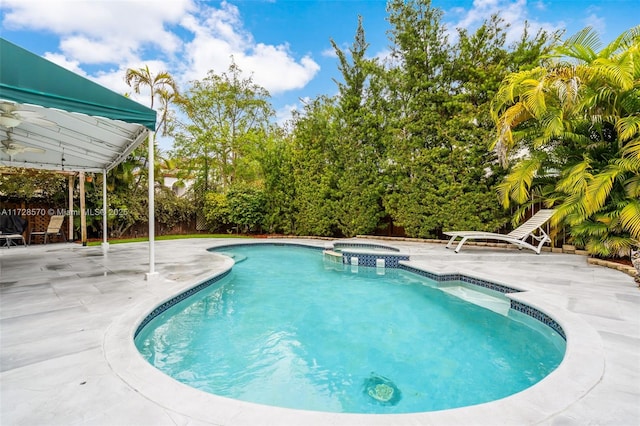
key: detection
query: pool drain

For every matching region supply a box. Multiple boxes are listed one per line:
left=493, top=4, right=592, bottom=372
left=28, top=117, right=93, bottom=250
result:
left=363, top=373, right=401, bottom=405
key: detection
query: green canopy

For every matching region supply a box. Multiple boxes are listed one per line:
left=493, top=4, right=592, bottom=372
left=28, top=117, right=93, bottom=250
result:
left=0, top=38, right=156, bottom=130
left=0, top=38, right=157, bottom=172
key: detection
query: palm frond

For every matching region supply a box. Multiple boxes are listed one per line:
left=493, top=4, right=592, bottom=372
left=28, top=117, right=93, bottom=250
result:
left=555, top=159, right=591, bottom=193
left=592, top=55, right=636, bottom=91
left=124, top=65, right=152, bottom=94
left=615, top=156, right=640, bottom=173
left=491, top=68, right=547, bottom=116
left=585, top=239, right=612, bottom=257
left=533, top=130, right=591, bottom=148
left=601, top=25, right=640, bottom=56
left=579, top=85, right=617, bottom=114
left=553, top=27, right=601, bottom=63
left=550, top=199, right=576, bottom=226
left=496, top=157, right=542, bottom=207
left=621, top=137, right=640, bottom=159
left=535, top=110, right=564, bottom=140
left=617, top=115, right=640, bottom=145
left=493, top=102, right=534, bottom=166
left=623, top=173, right=640, bottom=198
left=521, top=78, right=547, bottom=118
left=549, top=70, right=581, bottom=110
left=584, top=165, right=621, bottom=216
left=601, top=235, right=635, bottom=257
left=618, top=88, right=640, bottom=119
left=558, top=192, right=593, bottom=226
left=620, top=198, right=640, bottom=239
left=571, top=217, right=609, bottom=238
left=500, top=102, right=534, bottom=131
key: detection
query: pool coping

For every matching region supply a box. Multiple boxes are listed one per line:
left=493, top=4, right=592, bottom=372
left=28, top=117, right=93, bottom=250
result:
left=103, top=240, right=605, bottom=425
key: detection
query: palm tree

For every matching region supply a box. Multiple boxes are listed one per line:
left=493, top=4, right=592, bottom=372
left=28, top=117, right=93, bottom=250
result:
left=125, top=65, right=181, bottom=190
left=125, top=65, right=178, bottom=136
left=490, top=26, right=640, bottom=257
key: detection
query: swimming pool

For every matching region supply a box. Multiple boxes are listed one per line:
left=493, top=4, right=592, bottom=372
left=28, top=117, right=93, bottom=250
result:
left=134, top=244, right=565, bottom=414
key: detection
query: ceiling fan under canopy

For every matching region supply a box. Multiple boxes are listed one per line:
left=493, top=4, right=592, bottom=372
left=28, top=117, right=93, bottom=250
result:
left=0, top=101, right=56, bottom=128
left=1, top=129, right=46, bottom=161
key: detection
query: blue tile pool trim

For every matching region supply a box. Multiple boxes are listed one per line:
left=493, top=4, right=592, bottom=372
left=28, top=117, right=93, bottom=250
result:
left=329, top=241, right=406, bottom=267
left=342, top=253, right=410, bottom=267
left=510, top=300, right=566, bottom=339
left=134, top=269, right=231, bottom=338
left=398, top=264, right=520, bottom=293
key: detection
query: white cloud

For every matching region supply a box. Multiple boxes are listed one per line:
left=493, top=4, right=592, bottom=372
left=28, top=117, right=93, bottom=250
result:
left=239, top=45, right=320, bottom=94
left=59, top=36, right=138, bottom=65
left=1, top=0, right=320, bottom=104
left=533, top=0, right=547, bottom=11
left=583, top=7, right=606, bottom=36
left=1, top=0, right=191, bottom=64
left=180, top=2, right=320, bottom=95
left=444, top=0, right=562, bottom=45
left=275, top=103, right=300, bottom=127
left=322, top=47, right=338, bottom=58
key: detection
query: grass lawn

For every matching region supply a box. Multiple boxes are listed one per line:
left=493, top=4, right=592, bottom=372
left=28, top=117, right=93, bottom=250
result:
left=85, top=234, right=250, bottom=246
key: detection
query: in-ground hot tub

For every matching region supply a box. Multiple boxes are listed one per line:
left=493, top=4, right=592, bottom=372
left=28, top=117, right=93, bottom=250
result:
left=323, top=240, right=409, bottom=267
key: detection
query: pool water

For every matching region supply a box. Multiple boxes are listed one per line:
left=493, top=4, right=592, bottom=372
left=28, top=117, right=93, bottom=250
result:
left=135, top=244, right=565, bottom=414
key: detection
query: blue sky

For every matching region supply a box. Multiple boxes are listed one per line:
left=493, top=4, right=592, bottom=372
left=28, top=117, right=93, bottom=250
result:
left=1, top=0, right=638, bottom=151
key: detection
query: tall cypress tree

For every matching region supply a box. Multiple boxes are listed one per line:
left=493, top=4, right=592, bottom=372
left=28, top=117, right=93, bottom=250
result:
left=290, top=96, right=340, bottom=236
left=331, top=16, right=386, bottom=237
left=383, top=0, right=460, bottom=237
left=382, top=1, right=551, bottom=237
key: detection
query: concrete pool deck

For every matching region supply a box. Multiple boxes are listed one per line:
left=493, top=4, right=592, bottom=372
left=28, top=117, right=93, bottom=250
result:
left=1, top=238, right=638, bottom=425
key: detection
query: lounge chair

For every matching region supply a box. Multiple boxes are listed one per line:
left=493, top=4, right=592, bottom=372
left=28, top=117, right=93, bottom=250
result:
left=444, top=209, right=557, bottom=254
left=29, top=215, right=67, bottom=244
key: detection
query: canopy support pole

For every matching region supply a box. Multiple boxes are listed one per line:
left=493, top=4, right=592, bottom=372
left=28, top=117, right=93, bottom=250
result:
left=68, top=174, right=74, bottom=241
left=79, top=171, right=87, bottom=246
left=145, top=132, right=159, bottom=281
left=101, top=169, right=109, bottom=252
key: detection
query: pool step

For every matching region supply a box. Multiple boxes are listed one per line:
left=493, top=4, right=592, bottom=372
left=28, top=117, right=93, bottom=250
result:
left=217, top=252, right=248, bottom=264
left=439, top=284, right=510, bottom=315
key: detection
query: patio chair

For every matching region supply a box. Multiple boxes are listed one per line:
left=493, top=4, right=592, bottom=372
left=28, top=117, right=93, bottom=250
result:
left=29, top=215, right=67, bottom=245
left=444, top=209, right=557, bottom=254
left=0, top=214, right=27, bottom=248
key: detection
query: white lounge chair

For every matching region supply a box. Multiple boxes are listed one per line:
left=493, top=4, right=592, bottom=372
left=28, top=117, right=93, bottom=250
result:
left=444, top=209, right=557, bottom=254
